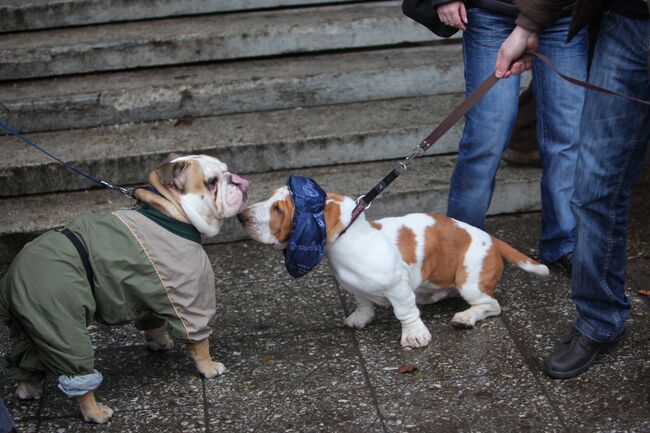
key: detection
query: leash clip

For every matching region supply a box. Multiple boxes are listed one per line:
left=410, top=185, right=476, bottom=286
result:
left=355, top=194, right=371, bottom=210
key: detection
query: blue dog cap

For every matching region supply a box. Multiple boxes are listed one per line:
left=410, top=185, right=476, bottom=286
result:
left=283, top=176, right=327, bottom=278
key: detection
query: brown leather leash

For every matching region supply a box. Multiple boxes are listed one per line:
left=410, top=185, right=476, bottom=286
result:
left=339, top=52, right=650, bottom=236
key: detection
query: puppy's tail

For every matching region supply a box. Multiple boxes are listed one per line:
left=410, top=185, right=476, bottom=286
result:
left=492, top=237, right=549, bottom=277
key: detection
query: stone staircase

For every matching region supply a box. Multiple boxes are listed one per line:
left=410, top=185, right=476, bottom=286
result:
left=0, top=0, right=541, bottom=263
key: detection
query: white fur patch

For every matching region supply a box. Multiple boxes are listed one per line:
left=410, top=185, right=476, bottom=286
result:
left=519, top=261, right=550, bottom=277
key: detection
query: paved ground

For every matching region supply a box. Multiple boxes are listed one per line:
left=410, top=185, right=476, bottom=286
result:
left=2, top=190, right=649, bottom=433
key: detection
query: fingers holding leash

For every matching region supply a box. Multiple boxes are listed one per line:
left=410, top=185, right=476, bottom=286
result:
left=495, top=25, right=539, bottom=78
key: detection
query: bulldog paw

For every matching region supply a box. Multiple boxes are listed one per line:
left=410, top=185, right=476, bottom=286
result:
left=197, top=361, right=226, bottom=379
left=144, top=328, right=174, bottom=351
left=344, top=310, right=375, bottom=329
left=145, top=335, right=174, bottom=352
left=82, top=403, right=114, bottom=424
left=15, top=381, right=43, bottom=400
left=400, top=322, right=432, bottom=348
left=451, top=311, right=476, bottom=329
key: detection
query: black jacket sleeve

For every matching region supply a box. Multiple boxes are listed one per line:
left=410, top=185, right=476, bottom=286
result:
left=402, top=0, right=460, bottom=38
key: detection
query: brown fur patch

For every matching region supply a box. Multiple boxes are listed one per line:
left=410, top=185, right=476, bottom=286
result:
left=326, top=192, right=346, bottom=202
left=323, top=201, right=344, bottom=245
left=269, top=196, right=295, bottom=244
left=397, top=226, right=417, bottom=265
left=478, top=243, right=503, bottom=296
left=370, top=221, right=383, bottom=230
left=421, top=215, right=472, bottom=287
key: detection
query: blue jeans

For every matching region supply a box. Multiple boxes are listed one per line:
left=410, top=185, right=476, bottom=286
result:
left=447, top=8, right=588, bottom=262
left=572, top=12, right=650, bottom=343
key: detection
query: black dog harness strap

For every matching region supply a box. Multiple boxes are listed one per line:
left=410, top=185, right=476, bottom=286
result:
left=57, top=227, right=96, bottom=291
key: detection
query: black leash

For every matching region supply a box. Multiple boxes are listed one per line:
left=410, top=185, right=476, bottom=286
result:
left=0, top=121, right=134, bottom=198
left=339, top=52, right=650, bottom=236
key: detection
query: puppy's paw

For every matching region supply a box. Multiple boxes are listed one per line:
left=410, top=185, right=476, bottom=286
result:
left=15, top=381, right=43, bottom=400
left=400, top=322, right=432, bottom=348
left=82, top=403, right=114, bottom=424
left=451, top=311, right=476, bottom=329
left=344, top=309, right=375, bottom=329
left=197, top=360, right=226, bottom=379
left=145, top=335, right=174, bottom=352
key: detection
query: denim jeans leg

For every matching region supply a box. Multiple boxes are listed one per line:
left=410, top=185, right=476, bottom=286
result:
left=533, top=18, right=588, bottom=263
left=571, top=13, right=650, bottom=342
left=447, top=8, right=519, bottom=230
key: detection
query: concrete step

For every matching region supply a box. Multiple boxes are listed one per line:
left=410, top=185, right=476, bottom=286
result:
left=0, top=44, right=463, bottom=134
left=0, top=94, right=465, bottom=197
left=0, top=2, right=436, bottom=81
left=0, top=155, right=541, bottom=263
left=1, top=0, right=353, bottom=33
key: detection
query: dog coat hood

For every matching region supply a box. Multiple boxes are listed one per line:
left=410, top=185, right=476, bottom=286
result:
left=284, top=176, right=327, bottom=278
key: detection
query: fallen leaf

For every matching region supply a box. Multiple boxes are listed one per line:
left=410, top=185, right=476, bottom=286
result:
left=261, top=354, right=273, bottom=363
left=398, top=364, right=418, bottom=374
left=638, top=289, right=650, bottom=296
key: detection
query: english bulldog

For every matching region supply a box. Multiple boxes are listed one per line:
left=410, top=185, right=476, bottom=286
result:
left=0, top=154, right=248, bottom=423
left=239, top=184, right=548, bottom=348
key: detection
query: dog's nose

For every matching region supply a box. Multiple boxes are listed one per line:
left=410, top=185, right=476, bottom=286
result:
left=230, top=173, right=250, bottom=194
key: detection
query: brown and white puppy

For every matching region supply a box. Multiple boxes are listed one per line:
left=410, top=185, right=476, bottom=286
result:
left=239, top=187, right=548, bottom=348
left=8, top=154, right=248, bottom=424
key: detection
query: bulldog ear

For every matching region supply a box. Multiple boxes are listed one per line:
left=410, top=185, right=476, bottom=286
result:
left=160, top=153, right=183, bottom=165
left=155, top=161, right=189, bottom=189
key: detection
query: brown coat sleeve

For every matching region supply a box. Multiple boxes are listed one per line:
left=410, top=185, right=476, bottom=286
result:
left=513, top=0, right=567, bottom=32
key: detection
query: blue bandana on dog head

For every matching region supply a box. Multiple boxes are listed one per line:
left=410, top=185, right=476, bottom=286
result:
left=284, top=176, right=327, bottom=278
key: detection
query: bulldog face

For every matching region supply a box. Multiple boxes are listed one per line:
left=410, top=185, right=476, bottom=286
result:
left=238, top=187, right=294, bottom=248
left=153, top=155, right=249, bottom=237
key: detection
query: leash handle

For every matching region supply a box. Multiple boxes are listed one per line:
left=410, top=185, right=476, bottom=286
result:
left=0, top=121, right=134, bottom=198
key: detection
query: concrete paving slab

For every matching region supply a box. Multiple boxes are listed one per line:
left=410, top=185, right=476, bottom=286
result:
left=0, top=2, right=435, bottom=80
left=0, top=44, right=463, bottom=133
left=0, top=155, right=542, bottom=262
left=212, top=276, right=344, bottom=339
left=0, top=0, right=352, bottom=32
left=207, top=387, right=384, bottom=433
left=39, top=347, right=203, bottom=418
left=36, top=405, right=207, bottom=433
left=355, top=318, right=529, bottom=388
left=206, top=329, right=367, bottom=396
left=0, top=94, right=465, bottom=196
left=375, top=373, right=565, bottom=432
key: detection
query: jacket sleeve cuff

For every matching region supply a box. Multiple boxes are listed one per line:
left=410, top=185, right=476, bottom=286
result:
left=515, top=13, right=544, bottom=33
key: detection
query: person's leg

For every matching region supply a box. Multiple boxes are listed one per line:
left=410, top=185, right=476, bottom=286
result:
left=571, top=13, right=650, bottom=342
left=447, top=8, right=520, bottom=230
left=544, top=13, right=650, bottom=379
left=533, top=17, right=588, bottom=264
left=503, top=84, right=540, bottom=165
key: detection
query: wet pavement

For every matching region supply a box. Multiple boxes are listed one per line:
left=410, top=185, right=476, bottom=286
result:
left=1, top=209, right=649, bottom=433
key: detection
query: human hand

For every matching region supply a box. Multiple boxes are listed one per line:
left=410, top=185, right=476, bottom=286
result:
left=495, top=25, right=538, bottom=78
left=437, top=1, right=467, bottom=31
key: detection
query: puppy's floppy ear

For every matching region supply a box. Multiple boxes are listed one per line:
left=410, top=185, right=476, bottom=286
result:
left=155, top=160, right=189, bottom=190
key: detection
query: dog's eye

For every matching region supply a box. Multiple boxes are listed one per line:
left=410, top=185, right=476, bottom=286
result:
left=207, top=177, right=219, bottom=189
